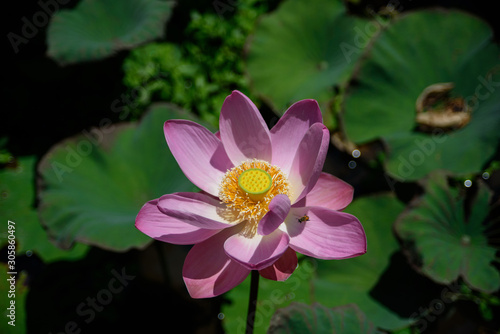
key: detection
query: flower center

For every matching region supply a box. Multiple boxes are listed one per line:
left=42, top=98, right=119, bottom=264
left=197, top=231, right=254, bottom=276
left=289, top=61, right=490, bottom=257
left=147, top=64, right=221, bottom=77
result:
left=218, top=159, right=290, bottom=233
left=238, top=168, right=272, bottom=202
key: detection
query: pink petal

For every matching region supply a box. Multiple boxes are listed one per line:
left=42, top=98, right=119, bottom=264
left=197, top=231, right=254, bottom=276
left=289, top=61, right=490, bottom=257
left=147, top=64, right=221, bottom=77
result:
left=135, top=199, right=219, bottom=245
left=183, top=226, right=250, bottom=298
left=224, top=228, right=290, bottom=270
left=257, top=194, right=291, bottom=236
left=286, top=207, right=366, bottom=260
left=288, top=123, right=330, bottom=203
left=164, top=120, right=233, bottom=197
left=292, top=172, right=354, bottom=211
left=219, top=91, right=272, bottom=165
left=259, top=247, right=297, bottom=281
left=270, top=99, right=322, bottom=174
left=158, top=192, right=237, bottom=230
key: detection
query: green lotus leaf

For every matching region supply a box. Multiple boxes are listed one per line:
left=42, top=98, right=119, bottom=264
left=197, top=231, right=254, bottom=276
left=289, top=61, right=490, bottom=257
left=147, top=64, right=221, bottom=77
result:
left=342, top=9, right=500, bottom=180
left=47, top=0, right=173, bottom=65
left=394, top=173, right=500, bottom=293
left=38, top=104, right=199, bottom=251
left=0, top=266, right=28, bottom=333
left=312, top=195, right=409, bottom=330
left=222, top=195, right=409, bottom=333
left=0, top=156, right=88, bottom=263
left=267, top=303, right=377, bottom=334
left=246, top=0, right=379, bottom=112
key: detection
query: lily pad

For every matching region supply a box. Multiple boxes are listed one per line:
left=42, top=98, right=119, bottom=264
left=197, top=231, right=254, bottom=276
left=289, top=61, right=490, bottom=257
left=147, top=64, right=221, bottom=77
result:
left=47, top=0, right=173, bottom=65
left=312, top=195, right=409, bottom=330
left=394, top=173, right=500, bottom=293
left=38, top=103, right=198, bottom=251
left=222, top=194, right=409, bottom=333
left=267, top=303, right=377, bottom=334
left=341, top=9, right=500, bottom=180
left=246, top=0, right=380, bottom=112
left=0, top=156, right=88, bottom=263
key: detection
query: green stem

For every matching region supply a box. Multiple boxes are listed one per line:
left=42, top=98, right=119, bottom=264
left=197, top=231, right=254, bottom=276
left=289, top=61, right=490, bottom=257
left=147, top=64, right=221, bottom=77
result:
left=246, top=270, right=260, bottom=334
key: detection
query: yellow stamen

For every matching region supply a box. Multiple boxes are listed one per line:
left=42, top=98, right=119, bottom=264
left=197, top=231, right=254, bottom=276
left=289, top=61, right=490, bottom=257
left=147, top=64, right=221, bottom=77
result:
left=218, top=159, right=291, bottom=237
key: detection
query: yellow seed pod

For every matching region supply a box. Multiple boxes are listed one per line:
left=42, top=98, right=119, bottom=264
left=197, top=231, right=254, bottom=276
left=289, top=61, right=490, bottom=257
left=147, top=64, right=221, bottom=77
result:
left=238, top=168, right=272, bottom=202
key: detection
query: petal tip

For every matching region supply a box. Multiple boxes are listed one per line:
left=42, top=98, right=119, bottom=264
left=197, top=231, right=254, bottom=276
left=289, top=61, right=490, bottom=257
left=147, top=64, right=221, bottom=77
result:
left=298, top=98, right=320, bottom=109
left=231, top=89, right=244, bottom=95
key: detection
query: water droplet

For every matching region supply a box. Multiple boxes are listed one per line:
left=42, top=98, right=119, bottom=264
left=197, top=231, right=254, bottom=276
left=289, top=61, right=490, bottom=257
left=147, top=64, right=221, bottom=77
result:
left=218, top=313, right=225, bottom=320
left=352, top=149, right=361, bottom=158
left=348, top=161, right=357, bottom=169
left=1, top=191, right=8, bottom=199
left=482, top=172, right=490, bottom=180
left=26, top=250, right=33, bottom=257
left=464, top=180, right=472, bottom=187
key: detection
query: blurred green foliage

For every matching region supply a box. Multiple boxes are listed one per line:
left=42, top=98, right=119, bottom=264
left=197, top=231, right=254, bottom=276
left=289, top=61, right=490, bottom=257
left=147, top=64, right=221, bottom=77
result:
left=0, top=137, right=13, bottom=165
left=37, top=104, right=199, bottom=252
left=245, top=0, right=374, bottom=114
left=267, top=303, right=377, bottom=333
left=47, top=0, right=173, bottom=65
left=0, top=156, right=89, bottom=262
left=123, top=0, right=268, bottom=127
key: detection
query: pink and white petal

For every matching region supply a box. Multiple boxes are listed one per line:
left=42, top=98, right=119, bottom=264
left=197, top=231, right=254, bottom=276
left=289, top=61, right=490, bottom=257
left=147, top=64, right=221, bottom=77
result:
left=158, top=192, right=237, bottom=229
left=183, top=226, right=250, bottom=298
left=292, top=172, right=354, bottom=211
left=164, top=120, right=233, bottom=196
left=135, top=199, right=219, bottom=245
left=258, top=194, right=291, bottom=236
left=270, top=99, right=322, bottom=174
left=288, top=123, right=330, bottom=204
left=285, top=207, right=366, bottom=260
left=259, top=247, right=297, bottom=281
left=224, top=228, right=290, bottom=270
left=219, top=90, right=272, bottom=165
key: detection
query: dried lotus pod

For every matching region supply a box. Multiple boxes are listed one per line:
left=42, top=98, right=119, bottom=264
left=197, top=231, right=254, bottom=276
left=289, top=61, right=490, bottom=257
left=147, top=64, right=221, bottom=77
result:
left=415, top=82, right=471, bottom=131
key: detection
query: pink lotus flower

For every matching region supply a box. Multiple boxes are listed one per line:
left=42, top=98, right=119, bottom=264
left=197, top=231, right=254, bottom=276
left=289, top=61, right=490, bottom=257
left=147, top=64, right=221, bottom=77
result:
left=136, top=91, right=366, bottom=298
